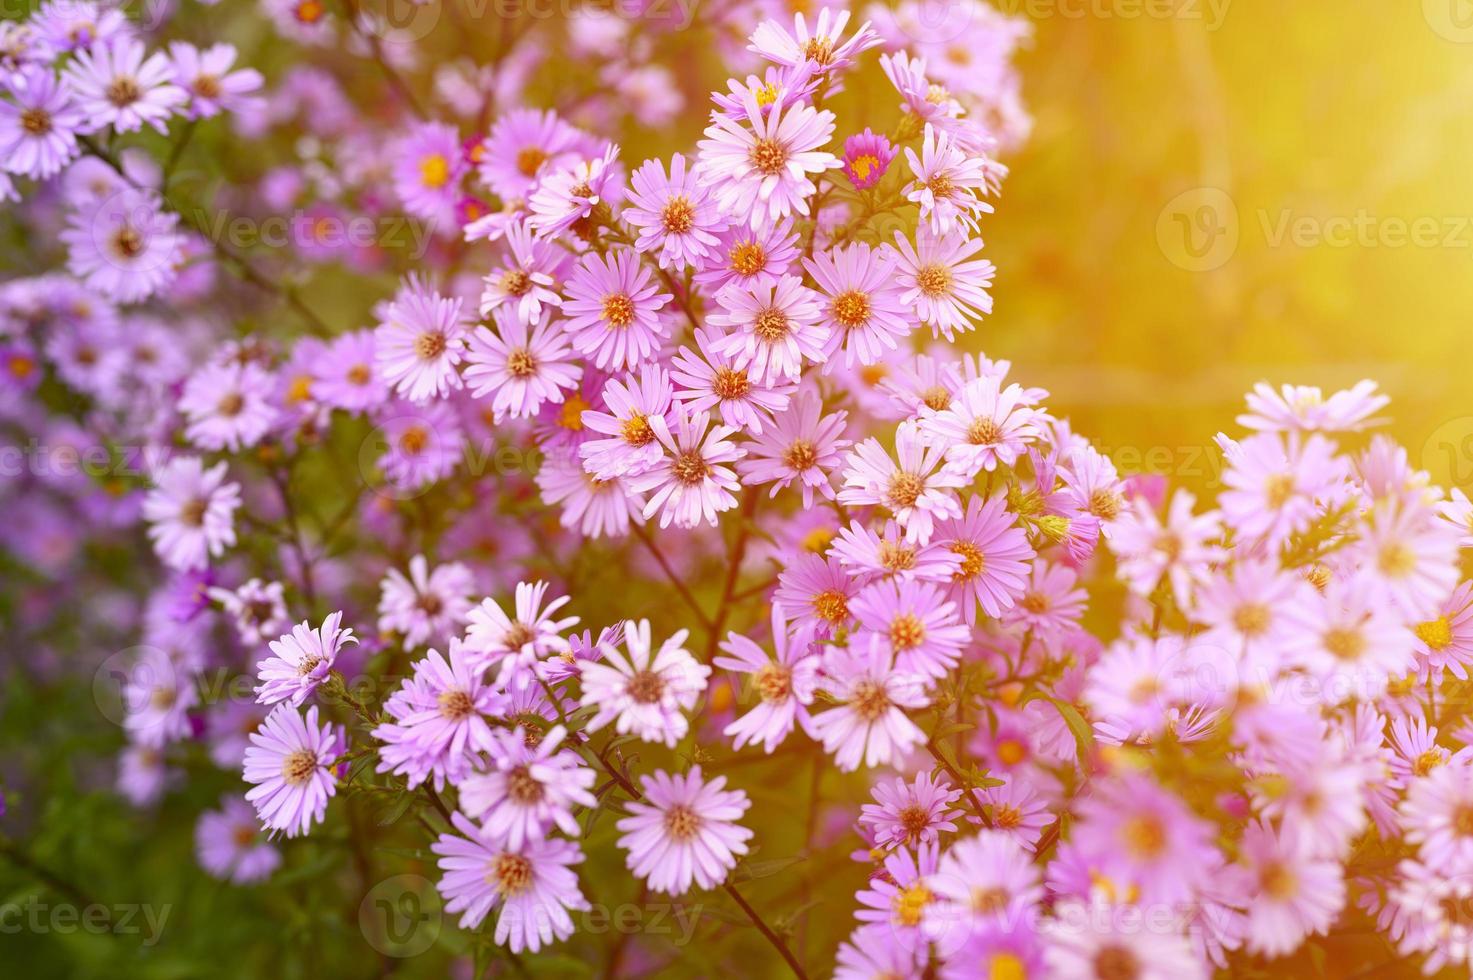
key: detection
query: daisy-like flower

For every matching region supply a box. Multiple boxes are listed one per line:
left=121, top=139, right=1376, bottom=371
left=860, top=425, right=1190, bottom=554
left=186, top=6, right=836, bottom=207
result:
left=697, top=94, right=839, bottom=229
left=374, top=276, right=468, bottom=403
left=526, top=143, right=623, bottom=238
left=580, top=619, right=711, bottom=747
left=1400, top=760, right=1473, bottom=873
left=377, top=554, right=474, bottom=649
left=579, top=365, right=673, bottom=480
left=61, top=36, right=185, bottom=133
left=714, top=604, right=821, bottom=753
left=242, top=703, right=343, bottom=838
left=977, top=777, right=1054, bottom=852
left=670, top=326, right=795, bottom=435
left=1412, top=580, right=1473, bottom=679
left=208, top=578, right=288, bottom=647
left=143, top=456, right=240, bottom=571
left=736, top=389, right=849, bottom=507
left=0, top=67, right=84, bottom=179
left=709, top=63, right=819, bottom=122
left=1109, top=490, right=1224, bottom=611
left=432, top=813, right=589, bottom=952
left=463, top=580, right=579, bottom=687
left=812, top=636, right=930, bottom=771
left=747, top=9, right=881, bottom=78
left=616, top=766, right=753, bottom=895
left=774, top=551, right=860, bottom=636
left=841, top=129, right=898, bottom=190
left=1085, top=634, right=1203, bottom=740
left=1237, top=820, right=1345, bottom=957
left=1218, top=432, right=1346, bottom=549
left=1001, top=559, right=1088, bottom=644
left=622, top=153, right=726, bottom=270
left=30, top=0, right=132, bottom=57
left=625, top=405, right=745, bottom=529
left=254, top=611, right=357, bottom=707
left=880, top=52, right=965, bottom=132
left=463, top=307, right=582, bottom=423
left=121, top=647, right=196, bottom=747
left=1192, top=558, right=1305, bottom=670
left=1237, top=379, right=1388, bottom=434
left=560, top=246, right=671, bottom=371
left=829, top=517, right=959, bottom=584
left=61, top=186, right=181, bottom=303
left=180, top=359, right=279, bottom=452
left=803, top=242, right=912, bottom=368
left=166, top=42, right=262, bottom=119
left=478, top=219, right=566, bottom=324
left=478, top=107, right=586, bottom=202
left=904, top=124, right=997, bottom=234
left=839, top=419, right=966, bottom=544
left=892, top=226, right=996, bottom=341
left=852, top=577, right=970, bottom=680
left=373, top=399, right=464, bottom=491
left=1072, top=775, right=1217, bottom=906
left=928, top=830, right=1043, bottom=942
left=459, top=725, right=596, bottom=850
left=535, top=447, right=642, bottom=539
left=313, top=329, right=386, bottom=413
left=860, top=772, right=962, bottom=849
left=934, top=494, right=1035, bottom=624
left=1354, top=496, right=1459, bottom=621
left=195, top=796, right=281, bottom=884
left=854, top=840, right=943, bottom=949
left=373, top=640, right=505, bottom=790
left=835, top=925, right=924, bottom=980
left=708, top=274, right=827, bottom=385
left=1388, top=859, right=1473, bottom=973
left=261, top=0, right=334, bottom=45
left=392, top=120, right=467, bottom=226
left=694, top=218, right=801, bottom=293
left=1280, top=576, right=1413, bottom=704
left=1042, top=900, right=1207, bottom=980
left=920, top=375, right=1043, bottom=478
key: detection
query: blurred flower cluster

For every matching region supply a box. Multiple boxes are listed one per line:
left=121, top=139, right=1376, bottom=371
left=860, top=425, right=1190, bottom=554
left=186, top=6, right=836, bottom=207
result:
left=2, top=0, right=1470, bottom=977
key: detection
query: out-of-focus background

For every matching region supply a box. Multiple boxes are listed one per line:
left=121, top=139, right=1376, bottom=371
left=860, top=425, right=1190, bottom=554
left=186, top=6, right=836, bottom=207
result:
left=988, top=0, right=1473, bottom=494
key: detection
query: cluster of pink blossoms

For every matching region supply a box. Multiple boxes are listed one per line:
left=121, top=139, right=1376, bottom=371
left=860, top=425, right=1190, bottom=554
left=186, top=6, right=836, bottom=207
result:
left=4, top=0, right=1473, bottom=976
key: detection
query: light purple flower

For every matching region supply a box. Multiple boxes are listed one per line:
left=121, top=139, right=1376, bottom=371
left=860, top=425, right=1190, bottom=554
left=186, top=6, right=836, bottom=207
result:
left=616, top=766, right=753, bottom=894
left=242, top=703, right=343, bottom=838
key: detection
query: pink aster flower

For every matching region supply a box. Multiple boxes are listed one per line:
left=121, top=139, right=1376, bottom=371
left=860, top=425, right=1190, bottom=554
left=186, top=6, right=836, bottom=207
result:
left=747, top=8, right=881, bottom=78
left=774, top=551, right=860, bottom=636
left=1413, top=580, right=1473, bottom=679
left=904, top=124, right=997, bottom=234
left=852, top=577, right=970, bottom=680
left=0, top=67, right=84, bottom=179
left=392, top=120, right=467, bottom=226
left=694, top=217, right=801, bottom=293
left=880, top=52, right=965, bottom=132
left=708, top=274, right=828, bottom=385
left=1001, top=559, right=1087, bottom=644
left=698, top=95, right=839, bottom=229
left=860, top=771, right=961, bottom=849
left=1072, top=775, right=1218, bottom=906
left=803, top=242, right=912, bottom=368
left=1280, top=576, right=1413, bottom=704
left=208, top=578, right=288, bottom=647
left=242, top=703, right=343, bottom=839
left=526, top=143, right=623, bottom=238
left=622, top=152, right=726, bottom=270
left=616, top=766, right=753, bottom=895
left=459, top=724, right=596, bottom=850
left=180, top=359, right=278, bottom=452
left=1354, top=496, right=1459, bottom=622
left=143, top=456, right=240, bottom=572
left=121, top=646, right=196, bottom=747
left=829, top=517, right=959, bottom=584
left=812, top=636, right=930, bottom=771
left=625, top=405, right=745, bottom=530
left=312, top=329, right=386, bottom=413
left=920, top=375, right=1043, bottom=478
left=195, top=796, right=281, bottom=884
left=61, top=186, right=181, bottom=302
left=714, top=604, right=821, bottom=753
left=1400, top=759, right=1473, bottom=873
left=31, top=0, right=133, bottom=57
left=377, top=554, right=474, bottom=649
left=736, top=389, right=849, bottom=506
left=1192, top=558, right=1306, bottom=672
left=478, top=107, right=586, bottom=202
left=254, top=611, right=357, bottom=707
left=580, top=619, right=710, bottom=746
left=167, top=42, right=262, bottom=119
left=535, top=447, right=642, bottom=539
left=977, top=777, right=1054, bottom=852
left=463, top=580, right=579, bottom=687
left=839, top=419, right=966, bottom=544
left=464, top=307, right=582, bottom=423
left=579, top=365, right=673, bottom=480
left=1218, top=432, right=1346, bottom=550
left=1237, top=380, right=1388, bottom=434
left=841, top=128, right=897, bottom=190
left=709, top=63, right=819, bottom=122
left=373, top=399, right=465, bottom=491
left=671, top=325, right=795, bottom=435
left=1388, top=859, right=1473, bottom=973
left=892, top=226, right=996, bottom=341
left=478, top=219, right=566, bottom=324
left=373, top=640, right=505, bottom=790
left=61, top=36, right=185, bottom=133
left=934, top=494, right=1035, bottom=624
left=928, top=830, right=1043, bottom=944
left=374, top=276, right=467, bottom=403
left=1237, top=820, right=1345, bottom=957
left=1042, top=900, right=1207, bottom=980
left=560, top=246, right=671, bottom=371
left=1109, top=490, right=1223, bottom=611
left=432, top=813, right=589, bottom=952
